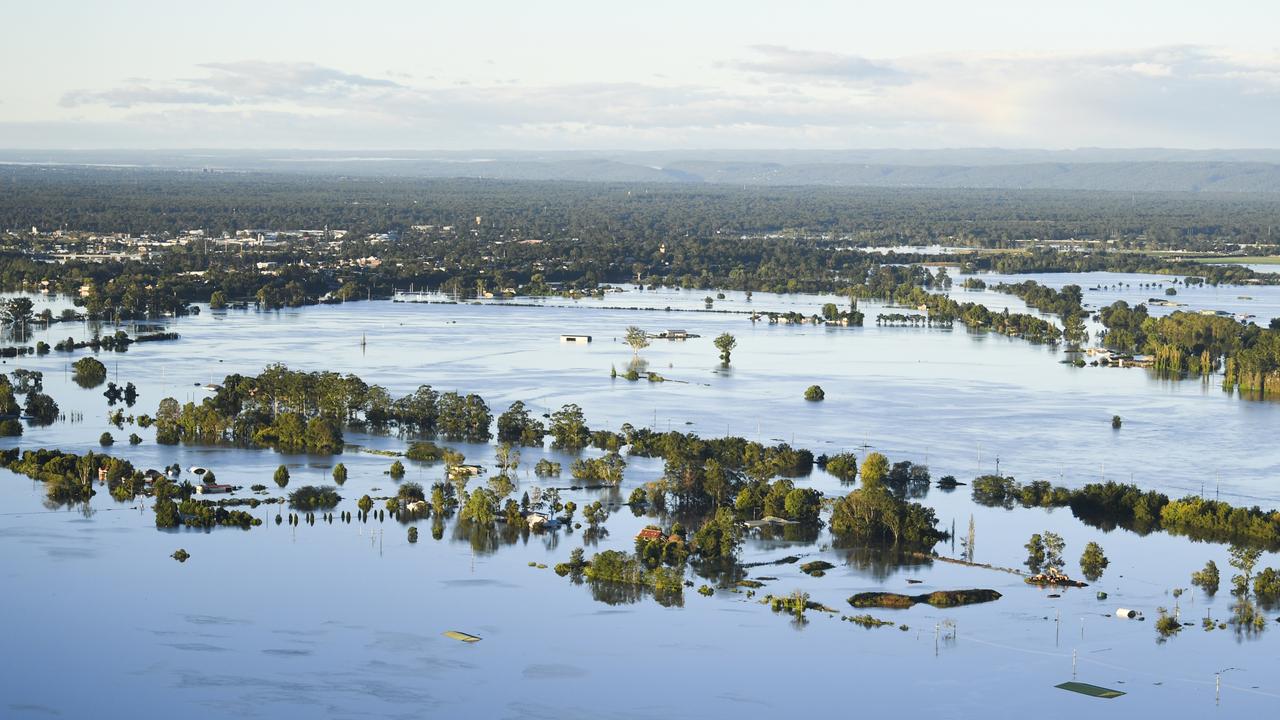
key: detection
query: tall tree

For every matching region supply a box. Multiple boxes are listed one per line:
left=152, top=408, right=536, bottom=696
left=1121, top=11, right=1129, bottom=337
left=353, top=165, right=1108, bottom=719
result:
left=624, top=326, right=649, bottom=355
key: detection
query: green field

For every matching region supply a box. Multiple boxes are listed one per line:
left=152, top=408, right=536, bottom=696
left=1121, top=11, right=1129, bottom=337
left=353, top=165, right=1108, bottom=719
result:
left=1189, top=256, right=1280, bottom=265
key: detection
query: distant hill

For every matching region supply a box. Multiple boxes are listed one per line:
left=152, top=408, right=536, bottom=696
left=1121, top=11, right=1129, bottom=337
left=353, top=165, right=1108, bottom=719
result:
left=4, top=148, right=1280, bottom=192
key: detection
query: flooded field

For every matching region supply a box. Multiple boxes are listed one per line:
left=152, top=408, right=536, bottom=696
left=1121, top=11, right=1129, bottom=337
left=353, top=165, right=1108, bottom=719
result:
left=2, top=276, right=1279, bottom=719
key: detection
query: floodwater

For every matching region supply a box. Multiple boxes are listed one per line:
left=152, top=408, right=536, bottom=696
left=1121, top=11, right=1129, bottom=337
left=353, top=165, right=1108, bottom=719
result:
left=2, top=276, right=1280, bottom=719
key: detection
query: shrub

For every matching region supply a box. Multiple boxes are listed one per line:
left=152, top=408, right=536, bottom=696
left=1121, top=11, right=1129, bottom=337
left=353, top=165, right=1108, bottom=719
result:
left=824, top=452, right=858, bottom=482
left=72, top=357, right=107, bottom=388
left=1155, top=607, right=1182, bottom=639
left=273, top=465, right=290, bottom=488
left=0, top=419, right=21, bottom=437
left=406, top=441, right=446, bottom=462
left=1191, top=560, right=1220, bottom=595
left=287, top=485, right=341, bottom=511
left=804, top=385, right=825, bottom=401
left=99, top=432, right=114, bottom=446
left=1255, top=568, right=1280, bottom=604
left=389, top=460, right=405, bottom=478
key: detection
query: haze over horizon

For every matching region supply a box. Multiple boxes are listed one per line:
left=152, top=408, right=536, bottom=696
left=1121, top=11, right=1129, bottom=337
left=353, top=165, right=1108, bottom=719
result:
left=4, top=1, right=1279, bottom=151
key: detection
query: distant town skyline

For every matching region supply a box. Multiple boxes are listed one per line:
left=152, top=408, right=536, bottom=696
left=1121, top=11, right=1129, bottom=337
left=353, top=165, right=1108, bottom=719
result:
left=4, top=0, right=1279, bottom=149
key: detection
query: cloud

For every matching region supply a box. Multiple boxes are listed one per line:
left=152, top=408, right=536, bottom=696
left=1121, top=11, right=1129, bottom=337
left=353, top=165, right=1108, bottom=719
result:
left=61, top=86, right=235, bottom=108
left=41, top=46, right=1280, bottom=149
left=733, top=45, right=913, bottom=86
left=60, top=61, right=401, bottom=109
left=195, top=61, right=401, bottom=100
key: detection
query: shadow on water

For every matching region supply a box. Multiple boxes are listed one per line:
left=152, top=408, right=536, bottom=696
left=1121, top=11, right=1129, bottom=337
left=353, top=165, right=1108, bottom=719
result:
left=587, top=579, right=684, bottom=608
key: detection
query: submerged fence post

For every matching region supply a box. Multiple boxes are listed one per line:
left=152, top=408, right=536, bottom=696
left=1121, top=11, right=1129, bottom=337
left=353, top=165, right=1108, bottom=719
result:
left=1072, top=649, right=1077, bottom=679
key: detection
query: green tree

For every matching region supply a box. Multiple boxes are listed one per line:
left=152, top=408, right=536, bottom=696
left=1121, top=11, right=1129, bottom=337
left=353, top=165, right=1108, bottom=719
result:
left=461, top=488, right=499, bottom=525
left=487, top=473, right=516, bottom=499
left=693, top=507, right=742, bottom=559
left=624, top=326, right=649, bottom=355
left=72, top=357, right=108, bottom=388
left=824, top=452, right=858, bottom=482
left=23, top=392, right=59, bottom=425
left=332, top=462, right=347, bottom=485
left=582, top=500, right=610, bottom=530
left=154, top=497, right=180, bottom=528
left=496, top=400, right=545, bottom=445
left=548, top=403, right=590, bottom=449
left=1042, top=531, right=1066, bottom=569
left=714, top=332, right=737, bottom=365
left=804, top=385, right=825, bottom=401
left=495, top=443, right=520, bottom=475
left=3, top=297, right=34, bottom=338
left=389, top=460, right=405, bottom=479
left=274, top=464, right=290, bottom=488
left=859, top=452, right=889, bottom=487
left=830, top=485, right=944, bottom=548
left=1062, top=313, right=1088, bottom=345
left=1079, top=541, right=1109, bottom=580
left=1025, top=533, right=1046, bottom=572
left=209, top=290, right=227, bottom=309
left=1229, top=545, right=1262, bottom=597
left=1191, top=560, right=1220, bottom=595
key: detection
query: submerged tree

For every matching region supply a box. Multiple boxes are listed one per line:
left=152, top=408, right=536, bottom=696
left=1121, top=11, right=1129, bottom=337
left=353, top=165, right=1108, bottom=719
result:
left=692, top=507, right=742, bottom=560
left=962, top=515, right=976, bottom=563
left=72, top=357, right=108, bottom=389
left=1042, top=531, right=1066, bottom=570
left=548, top=404, right=590, bottom=450
left=714, top=332, right=737, bottom=365
left=1025, top=533, right=1046, bottom=573
left=1191, top=560, right=1220, bottom=595
left=823, top=452, right=858, bottom=482
left=624, top=326, right=649, bottom=355
left=830, top=485, right=945, bottom=549
left=1230, top=545, right=1261, bottom=597
left=859, top=452, right=889, bottom=488
left=1079, top=541, right=1109, bottom=581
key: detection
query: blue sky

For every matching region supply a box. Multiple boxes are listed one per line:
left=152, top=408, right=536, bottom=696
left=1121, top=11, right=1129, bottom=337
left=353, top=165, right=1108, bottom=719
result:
left=2, top=0, right=1278, bottom=149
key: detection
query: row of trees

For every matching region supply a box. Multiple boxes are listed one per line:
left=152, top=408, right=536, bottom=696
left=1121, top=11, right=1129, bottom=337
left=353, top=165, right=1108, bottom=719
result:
left=973, top=475, right=1280, bottom=551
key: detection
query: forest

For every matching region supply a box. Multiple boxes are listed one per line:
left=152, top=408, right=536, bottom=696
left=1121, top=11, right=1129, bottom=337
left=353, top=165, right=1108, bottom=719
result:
left=5, top=165, right=1280, bottom=248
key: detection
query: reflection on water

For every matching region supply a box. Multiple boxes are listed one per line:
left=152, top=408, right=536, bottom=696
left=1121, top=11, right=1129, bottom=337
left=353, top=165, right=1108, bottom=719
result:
left=836, top=545, right=935, bottom=583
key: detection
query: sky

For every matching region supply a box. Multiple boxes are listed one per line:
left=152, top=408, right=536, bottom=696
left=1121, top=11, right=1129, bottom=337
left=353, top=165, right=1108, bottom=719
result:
left=2, top=0, right=1278, bottom=150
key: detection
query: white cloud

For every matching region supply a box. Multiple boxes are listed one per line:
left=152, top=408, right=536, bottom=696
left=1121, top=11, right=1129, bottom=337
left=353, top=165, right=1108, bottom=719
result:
left=38, top=47, right=1280, bottom=149
left=732, top=45, right=913, bottom=86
